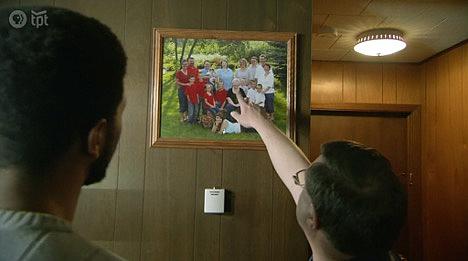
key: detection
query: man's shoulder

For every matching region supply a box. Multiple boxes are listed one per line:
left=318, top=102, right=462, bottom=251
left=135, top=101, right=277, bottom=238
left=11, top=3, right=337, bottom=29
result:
left=40, top=231, right=123, bottom=260
left=0, top=209, right=125, bottom=261
left=3, top=228, right=124, bottom=261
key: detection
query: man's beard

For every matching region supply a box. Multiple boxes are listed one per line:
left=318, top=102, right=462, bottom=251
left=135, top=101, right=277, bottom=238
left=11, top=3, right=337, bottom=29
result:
left=83, top=126, right=118, bottom=186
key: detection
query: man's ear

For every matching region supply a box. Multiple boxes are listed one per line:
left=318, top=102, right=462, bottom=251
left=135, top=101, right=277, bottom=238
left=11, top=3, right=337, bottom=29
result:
left=306, top=203, right=320, bottom=230
left=87, top=119, right=108, bottom=159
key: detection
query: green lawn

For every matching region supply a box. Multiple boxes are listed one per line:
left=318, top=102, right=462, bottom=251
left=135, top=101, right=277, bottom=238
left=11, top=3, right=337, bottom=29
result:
left=160, top=71, right=287, bottom=141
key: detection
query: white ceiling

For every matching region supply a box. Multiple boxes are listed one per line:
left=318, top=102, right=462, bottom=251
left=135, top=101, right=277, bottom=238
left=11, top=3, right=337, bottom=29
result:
left=312, top=0, right=468, bottom=63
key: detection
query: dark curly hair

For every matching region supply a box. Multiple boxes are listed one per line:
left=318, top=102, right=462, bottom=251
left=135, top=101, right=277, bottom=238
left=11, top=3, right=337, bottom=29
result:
left=0, top=7, right=126, bottom=172
left=305, top=141, right=407, bottom=258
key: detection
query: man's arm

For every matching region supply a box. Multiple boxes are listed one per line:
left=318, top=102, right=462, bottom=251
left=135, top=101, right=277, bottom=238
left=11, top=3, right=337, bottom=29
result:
left=230, top=87, right=310, bottom=204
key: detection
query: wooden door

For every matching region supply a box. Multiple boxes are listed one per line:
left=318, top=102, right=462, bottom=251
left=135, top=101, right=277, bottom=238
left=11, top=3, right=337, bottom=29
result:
left=310, top=104, right=421, bottom=260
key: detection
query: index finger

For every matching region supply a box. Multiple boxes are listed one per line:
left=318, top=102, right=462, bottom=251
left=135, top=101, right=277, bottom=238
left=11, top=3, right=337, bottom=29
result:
left=235, top=91, right=249, bottom=110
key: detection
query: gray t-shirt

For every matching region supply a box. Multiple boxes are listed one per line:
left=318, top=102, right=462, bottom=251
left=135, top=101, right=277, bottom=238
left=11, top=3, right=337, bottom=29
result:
left=0, top=209, right=124, bottom=261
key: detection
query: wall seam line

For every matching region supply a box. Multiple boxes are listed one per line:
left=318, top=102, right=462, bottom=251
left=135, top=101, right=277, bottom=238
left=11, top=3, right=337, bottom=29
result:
left=138, top=0, right=154, bottom=259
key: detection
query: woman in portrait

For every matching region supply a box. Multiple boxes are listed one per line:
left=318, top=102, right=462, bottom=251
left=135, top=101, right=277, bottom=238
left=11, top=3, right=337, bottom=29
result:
left=175, top=59, right=190, bottom=122
left=215, top=59, right=234, bottom=91
left=234, top=58, right=249, bottom=83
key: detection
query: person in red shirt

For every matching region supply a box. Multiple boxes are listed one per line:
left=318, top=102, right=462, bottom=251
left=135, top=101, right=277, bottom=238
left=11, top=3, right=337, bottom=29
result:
left=195, top=80, right=206, bottom=119
left=175, top=59, right=190, bottom=122
left=187, top=57, right=200, bottom=82
left=185, top=76, right=199, bottom=124
left=203, top=84, right=219, bottom=117
left=214, top=80, right=227, bottom=110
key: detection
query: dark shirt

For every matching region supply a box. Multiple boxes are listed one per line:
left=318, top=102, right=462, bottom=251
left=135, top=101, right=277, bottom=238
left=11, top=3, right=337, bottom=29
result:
left=227, top=88, right=246, bottom=105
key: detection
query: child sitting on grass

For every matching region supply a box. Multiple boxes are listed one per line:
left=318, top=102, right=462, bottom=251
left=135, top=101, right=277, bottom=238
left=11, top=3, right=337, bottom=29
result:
left=250, top=84, right=265, bottom=108
left=211, top=111, right=242, bottom=134
left=203, top=84, right=219, bottom=117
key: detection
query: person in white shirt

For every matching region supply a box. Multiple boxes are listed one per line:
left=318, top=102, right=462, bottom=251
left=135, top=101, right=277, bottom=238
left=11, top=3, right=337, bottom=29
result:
left=250, top=84, right=265, bottom=107
left=239, top=78, right=249, bottom=94
left=234, top=58, right=250, bottom=82
left=246, top=79, right=257, bottom=103
left=247, top=56, right=259, bottom=80
left=257, top=63, right=275, bottom=120
left=255, top=54, right=274, bottom=80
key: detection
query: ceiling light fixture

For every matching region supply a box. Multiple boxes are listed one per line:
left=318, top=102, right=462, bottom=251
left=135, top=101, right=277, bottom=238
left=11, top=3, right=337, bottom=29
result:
left=354, top=29, right=406, bottom=57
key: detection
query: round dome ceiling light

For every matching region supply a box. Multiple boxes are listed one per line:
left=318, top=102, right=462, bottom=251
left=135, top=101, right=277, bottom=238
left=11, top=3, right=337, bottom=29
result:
left=354, top=29, right=406, bottom=57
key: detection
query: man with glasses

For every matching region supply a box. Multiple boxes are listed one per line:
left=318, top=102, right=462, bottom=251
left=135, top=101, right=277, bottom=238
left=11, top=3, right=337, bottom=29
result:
left=231, top=87, right=407, bottom=261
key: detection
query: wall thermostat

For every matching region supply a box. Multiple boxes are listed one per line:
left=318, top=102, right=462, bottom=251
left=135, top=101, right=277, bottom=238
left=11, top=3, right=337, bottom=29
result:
left=204, top=188, right=225, bottom=214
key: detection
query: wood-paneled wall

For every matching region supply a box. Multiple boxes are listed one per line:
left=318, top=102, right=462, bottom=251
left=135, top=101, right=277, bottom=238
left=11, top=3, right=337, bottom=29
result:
left=420, top=43, right=468, bottom=260
left=311, top=61, right=422, bottom=105
left=143, top=1, right=311, bottom=260
left=2, top=1, right=311, bottom=261
left=310, top=42, right=468, bottom=260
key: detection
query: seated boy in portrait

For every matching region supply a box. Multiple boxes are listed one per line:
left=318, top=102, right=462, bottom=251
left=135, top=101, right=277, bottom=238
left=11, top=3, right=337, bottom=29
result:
left=249, top=84, right=265, bottom=108
left=245, top=79, right=257, bottom=103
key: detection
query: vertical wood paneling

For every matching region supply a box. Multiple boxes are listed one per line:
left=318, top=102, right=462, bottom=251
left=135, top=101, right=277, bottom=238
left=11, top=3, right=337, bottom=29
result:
left=343, top=62, right=356, bottom=103
left=142, top=148, right=197, bottom=261
left=311, top=61, right=423, bottom=106
left=436, top=54, right=451, bottom=261
left=113, top=0, right=152, bottom=259
left=275, top=2, right=311, bottom=256
left=271, top=175, right=309, bottom=261
left=220, top=150, right=273, bottom=261
left=145, top=1, right=202, bottom=261
left=447, top=47, right=465, bottom=258
left=422, top=44, right=468, bottom=260
left=152, top=0, right=201, bottom=28
left=194, top=150, right=223, bottom=261
left=311, top=62, right=343, bottom=103
left=421, top=60, right=437, bottom=260
left=227, top=0, right=276, bottom=31
left=201, top=0, right=227, bottom=30
left=278, top=0, right=311, bottom=157
left=73, top=189, right=117, bottom=246
left=383, top=64, right=397, bottom=104
left=20, top=0, right=54, bottom=5
left=463, top=44, right=468, bottom=244
left=55, top=0, right=126, bottom=43
left=396, top=64, right=421, bottom=104
left=356, top=63, right=383, bottom=103
left=462, top=45, right=468, bottom=258
left=0, top=0, right=20, bottom=8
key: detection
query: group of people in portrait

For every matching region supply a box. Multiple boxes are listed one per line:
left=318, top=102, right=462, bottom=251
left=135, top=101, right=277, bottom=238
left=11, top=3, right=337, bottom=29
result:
left=174, top=55, right=276, bottom=135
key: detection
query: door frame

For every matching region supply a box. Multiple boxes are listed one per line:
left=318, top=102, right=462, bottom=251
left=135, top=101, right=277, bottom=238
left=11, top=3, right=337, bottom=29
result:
left=310, top=103, right=422, bottom=261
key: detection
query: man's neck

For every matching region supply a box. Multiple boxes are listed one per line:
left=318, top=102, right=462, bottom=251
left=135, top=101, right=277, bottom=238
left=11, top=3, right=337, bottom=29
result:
left=0, top=167, right=84, bottom=222
left=309, top=231, right=352, bottom=261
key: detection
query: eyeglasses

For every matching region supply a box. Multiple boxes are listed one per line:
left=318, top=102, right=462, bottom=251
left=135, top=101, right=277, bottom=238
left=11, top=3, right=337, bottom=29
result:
left=293, top=169, right=307, bottom=187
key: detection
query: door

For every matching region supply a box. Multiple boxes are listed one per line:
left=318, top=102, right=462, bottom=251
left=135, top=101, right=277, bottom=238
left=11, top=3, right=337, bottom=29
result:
left=310, top=106, right=418, bottom=260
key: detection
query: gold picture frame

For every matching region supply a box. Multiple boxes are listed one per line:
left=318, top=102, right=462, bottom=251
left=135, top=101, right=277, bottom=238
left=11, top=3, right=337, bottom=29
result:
left=150, top=28, right=297, bottom=149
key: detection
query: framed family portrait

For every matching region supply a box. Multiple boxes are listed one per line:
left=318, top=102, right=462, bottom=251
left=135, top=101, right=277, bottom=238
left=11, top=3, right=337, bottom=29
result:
left=150, top=28, right=297, bottom=149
